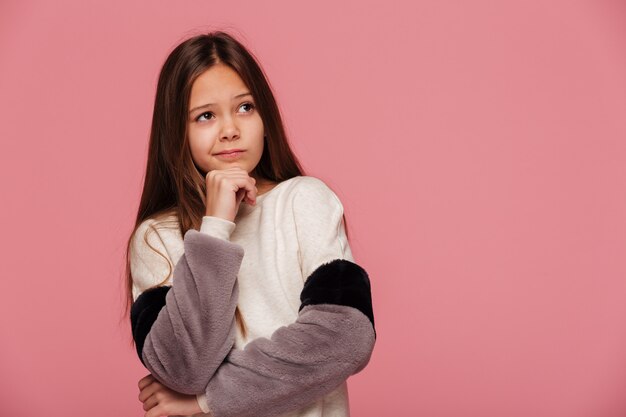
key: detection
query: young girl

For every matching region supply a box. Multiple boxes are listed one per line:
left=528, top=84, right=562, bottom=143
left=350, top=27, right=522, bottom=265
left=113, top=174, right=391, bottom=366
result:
left=124, top=31, right=376, bottom=417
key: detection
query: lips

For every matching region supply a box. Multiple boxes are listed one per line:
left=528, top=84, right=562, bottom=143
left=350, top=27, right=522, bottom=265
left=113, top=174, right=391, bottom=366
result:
left=214, top=150, right=245, bottom=160
left=215, top=149, right=244, bottom=155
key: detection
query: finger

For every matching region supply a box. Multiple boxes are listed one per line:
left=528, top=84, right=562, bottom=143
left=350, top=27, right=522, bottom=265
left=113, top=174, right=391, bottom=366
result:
left=206, top=167, right=246, bottom=182
left=142, top=392, right=160, bottom=412
left=236, top=187, right=246, bottom=204
left=138, top=380, right=161, bottom=403
left=208, top=170, right=257, bottom=206
left=145, top=401, right=162, bottom=417
left=211, top=172, right=251, bottom=191
left=208, top=168, right=252, bottom=183
left=138, top=374, right=155, bottom=390
left=231, top=176, right=256, bottom=200
left=247, top=185, right=258, bottom=204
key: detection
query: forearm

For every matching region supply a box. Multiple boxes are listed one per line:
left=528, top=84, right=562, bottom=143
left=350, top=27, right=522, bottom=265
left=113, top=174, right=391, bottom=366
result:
left=131, top=229, right=244, bottom=394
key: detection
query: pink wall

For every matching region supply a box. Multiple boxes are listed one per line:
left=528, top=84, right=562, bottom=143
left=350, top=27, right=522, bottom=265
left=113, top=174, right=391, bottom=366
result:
left=1, top=0, right=625, bottom=416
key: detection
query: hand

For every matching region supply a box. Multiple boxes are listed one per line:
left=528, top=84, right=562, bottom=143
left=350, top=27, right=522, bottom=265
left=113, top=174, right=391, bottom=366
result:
left=138, top=373, right=205, bottom=417
left=205, top=167, right=258, bottom=222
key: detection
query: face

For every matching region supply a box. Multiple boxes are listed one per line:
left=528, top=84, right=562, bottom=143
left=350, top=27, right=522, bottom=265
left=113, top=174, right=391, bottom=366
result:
left=187, top=63, right=265, bottom=180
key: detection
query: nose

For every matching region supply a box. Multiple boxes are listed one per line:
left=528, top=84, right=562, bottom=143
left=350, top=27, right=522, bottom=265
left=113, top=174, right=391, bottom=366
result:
left=220, top=116, right=240, bottom=141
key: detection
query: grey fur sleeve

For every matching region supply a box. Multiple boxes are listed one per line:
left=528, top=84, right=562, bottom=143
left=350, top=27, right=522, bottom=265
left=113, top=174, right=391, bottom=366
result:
left=198, top=258, right=376, bottom=417
left=132, top=229, right=244, bottom=395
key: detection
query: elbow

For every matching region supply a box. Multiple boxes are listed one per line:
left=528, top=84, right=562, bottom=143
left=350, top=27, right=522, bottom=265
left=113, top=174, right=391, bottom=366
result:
left=130, top=286, right=170, bottom=365
left=324, top=304, right=375, bottom=376
left=352, top=318, right=376, bottom=374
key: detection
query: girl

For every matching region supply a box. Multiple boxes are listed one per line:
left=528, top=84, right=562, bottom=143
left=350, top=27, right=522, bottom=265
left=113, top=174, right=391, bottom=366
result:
left=123, top=31, right=376, bottom=417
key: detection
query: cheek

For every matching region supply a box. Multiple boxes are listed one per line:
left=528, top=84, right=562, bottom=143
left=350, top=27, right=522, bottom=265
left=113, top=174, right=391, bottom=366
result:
left=247, top=116, right=265, bottom=145
left=188, top=137, right=202, bottom=161
left=188, top=129, right=217, bottom=161
left=254, top=114, right=264, bottom=134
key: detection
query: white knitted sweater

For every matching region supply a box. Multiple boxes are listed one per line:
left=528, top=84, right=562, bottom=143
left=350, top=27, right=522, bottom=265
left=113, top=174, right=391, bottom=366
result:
left=130, top=175, right=355, bottom=417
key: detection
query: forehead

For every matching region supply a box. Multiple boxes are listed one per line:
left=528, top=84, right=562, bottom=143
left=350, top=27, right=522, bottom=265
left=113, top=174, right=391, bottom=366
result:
left=190, top=64, right=248, bottom=101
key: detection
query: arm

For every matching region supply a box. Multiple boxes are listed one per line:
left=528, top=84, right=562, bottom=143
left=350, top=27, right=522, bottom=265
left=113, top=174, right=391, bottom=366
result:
left=196, top=257, right=376, bottom=417
left=194, top=178, right=376, bottom=417
left=129, top=216, right=244, bottom=395
left=133, top=179, right=375, bottom=415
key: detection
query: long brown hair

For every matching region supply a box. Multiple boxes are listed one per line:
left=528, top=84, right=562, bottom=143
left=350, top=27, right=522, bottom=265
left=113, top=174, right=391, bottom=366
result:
left=120, top=30, right=350, bottom=346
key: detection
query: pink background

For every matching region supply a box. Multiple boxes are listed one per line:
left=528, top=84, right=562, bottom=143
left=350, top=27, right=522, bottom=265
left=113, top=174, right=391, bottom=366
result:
left=1, top=0, right=625, bottom=416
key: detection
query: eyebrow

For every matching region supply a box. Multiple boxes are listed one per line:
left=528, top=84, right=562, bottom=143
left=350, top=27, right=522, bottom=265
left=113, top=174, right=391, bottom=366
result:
left=189, top=92, right=253, bottom=114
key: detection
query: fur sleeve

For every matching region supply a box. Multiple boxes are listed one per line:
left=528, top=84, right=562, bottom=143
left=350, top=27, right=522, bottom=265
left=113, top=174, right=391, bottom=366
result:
left=197, top=258, right=376, bottom=417
left=130, top=229, right=244, bottom=395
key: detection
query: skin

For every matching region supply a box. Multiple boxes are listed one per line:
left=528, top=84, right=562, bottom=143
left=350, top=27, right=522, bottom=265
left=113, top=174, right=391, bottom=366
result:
left=137, top=64, right=278, bottom=416
left=138, top=374, right=204, bottom=417
left=187, top=63, right=278, bottom=221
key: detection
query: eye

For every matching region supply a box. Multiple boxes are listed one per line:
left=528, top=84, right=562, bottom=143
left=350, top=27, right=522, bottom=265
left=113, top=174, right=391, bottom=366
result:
left=239, top=102, right=255, bottom=113
left=194, top=102, right=255, bottom=123
left=196, top=111, right=214, bottom=122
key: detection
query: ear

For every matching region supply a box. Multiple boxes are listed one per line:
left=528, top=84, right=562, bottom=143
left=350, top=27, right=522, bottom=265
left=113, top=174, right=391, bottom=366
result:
left=298, top=259, right=376, bottom=338
left=130, top=286, right=171, bottom=365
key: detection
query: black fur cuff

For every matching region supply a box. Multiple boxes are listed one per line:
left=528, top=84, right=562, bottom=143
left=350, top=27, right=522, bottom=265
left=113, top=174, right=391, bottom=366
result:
left=130, top=286, right=171, bottom=365
left=299, top=259, right=376, bottom=338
